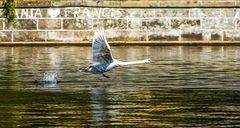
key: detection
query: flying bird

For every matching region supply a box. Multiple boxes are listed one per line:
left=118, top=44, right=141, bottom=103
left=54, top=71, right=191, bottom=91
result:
left=80, top=28, right=150, bottom=78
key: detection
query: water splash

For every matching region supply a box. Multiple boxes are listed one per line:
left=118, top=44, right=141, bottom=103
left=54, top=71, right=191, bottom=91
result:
left=42, top=71, right=58, bottom=82
left=35, top=71, right=59, bottom=85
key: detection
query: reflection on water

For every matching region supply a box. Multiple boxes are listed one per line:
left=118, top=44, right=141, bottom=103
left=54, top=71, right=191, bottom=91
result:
left=0, top=46, right=240, bottom=127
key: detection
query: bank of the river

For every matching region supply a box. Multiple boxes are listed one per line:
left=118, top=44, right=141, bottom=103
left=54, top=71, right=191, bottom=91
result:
left=1, top=0, right=240, bottom=45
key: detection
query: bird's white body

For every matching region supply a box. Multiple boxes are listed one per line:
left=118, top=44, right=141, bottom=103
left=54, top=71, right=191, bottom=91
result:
left=80, top=28, right=150, bottom=78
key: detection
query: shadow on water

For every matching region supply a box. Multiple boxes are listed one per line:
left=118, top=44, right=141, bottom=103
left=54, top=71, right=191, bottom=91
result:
left=0, top=46, right=240, bottom=127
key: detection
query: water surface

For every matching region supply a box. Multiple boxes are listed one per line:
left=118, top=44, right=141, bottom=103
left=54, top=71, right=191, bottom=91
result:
left=0, top=46, right=240, bottom=127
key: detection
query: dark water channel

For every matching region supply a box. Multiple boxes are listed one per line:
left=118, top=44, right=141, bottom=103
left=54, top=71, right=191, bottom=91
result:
left=0, top=46, right=240, bottom=127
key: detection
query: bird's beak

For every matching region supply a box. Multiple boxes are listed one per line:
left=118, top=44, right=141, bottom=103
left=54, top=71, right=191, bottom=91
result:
left=79, top=67, right=88, bottom=72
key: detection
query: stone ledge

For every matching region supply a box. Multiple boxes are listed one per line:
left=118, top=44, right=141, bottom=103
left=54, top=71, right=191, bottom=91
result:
left=1, top=41, right=240, bottom=46
left=0, top=0, right=239, bottom=8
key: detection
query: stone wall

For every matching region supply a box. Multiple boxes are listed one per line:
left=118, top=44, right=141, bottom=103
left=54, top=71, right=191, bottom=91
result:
left=0, top=0, right=240, bottom=45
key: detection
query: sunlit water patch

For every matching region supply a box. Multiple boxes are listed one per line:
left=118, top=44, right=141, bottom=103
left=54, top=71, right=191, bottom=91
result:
left=0, top=46, right=240, bottom=127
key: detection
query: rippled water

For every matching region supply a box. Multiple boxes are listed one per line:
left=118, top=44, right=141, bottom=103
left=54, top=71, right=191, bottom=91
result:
left=0, top=46, right=240, bottom=127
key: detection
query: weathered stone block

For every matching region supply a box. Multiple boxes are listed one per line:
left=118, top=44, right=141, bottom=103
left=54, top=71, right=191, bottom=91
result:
left=14, top=31, right=45, bottom=42
left=0, top=9, right=3, bottom=18
left=142, top=9, right=156, bottom=18
left=86, top=1, right=140, bottom=8
left=120, top=1, right=160, bottom=8
left=63, top=19, right=92, bottom=30
left=125, top=9, right=143, bottom=18
left=220, top=9, right=236, bottom=17
left=156, top=9, right=189, bottom=17
left=0, top=19, right=3, bottom=30
left=16, top=1, right=51, bottom=7
left=124, top=8, right=156, bottom=18
left=5, top=19, right=37, bottom=30
left=97, top=1, right=123, bottom=8
left=0, top=31, right=12, bottom=42
left=74, top=31, right=94, bottom=42
left=38, top=19, right=61, bottom=30
left=202, top=18, right=218, bottom=29
left=47, top=31, right=74, bottom=42
left=236, top=9, right=240, bottom=18
left=148, top=30, right=180, bottom=41
left=125, top=9, right=157, bottom=18
left=190, top=9, right=220, bottom=17
left=93, top=19, right=127, bottom=29
left=124, top=9, right=158, bottom=18
left=203, top=31, right=222, bottom=41
left=159, top=0, right=201, bottom=7
left=203, top=1, right=236, bottom=7
left=210, top=33, right=222, bottom=41
left=171, top=19, right=200, bottom=30
left=202, top=18, right=235, bottom=29
left=105, top=30, right=147, bottom=42
left=128, top=19, right=169, bottom=30
left=181, top=31, right=203, bottom=41
left=63, top=8, right=85, bottom=18
left=237, top=1, right=240, bottom=7
left=115, top=9, right=128, bottom=19
left=190, top=8, right=235, bottom=17
left=53, top=1, right=83, bottom=7
left=224, top=31, right=240, bottom=41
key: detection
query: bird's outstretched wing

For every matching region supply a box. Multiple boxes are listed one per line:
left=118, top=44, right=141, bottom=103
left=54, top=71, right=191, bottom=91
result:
left=92, top=28, right=113, bottom=64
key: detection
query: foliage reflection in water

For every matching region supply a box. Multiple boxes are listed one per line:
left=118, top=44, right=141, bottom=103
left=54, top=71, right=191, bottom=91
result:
left=0, top=46, right=240, bottom=127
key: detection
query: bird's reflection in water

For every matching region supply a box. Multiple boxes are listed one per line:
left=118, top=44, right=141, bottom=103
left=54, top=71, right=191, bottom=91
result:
left=90, top=84, right=109, bottom=127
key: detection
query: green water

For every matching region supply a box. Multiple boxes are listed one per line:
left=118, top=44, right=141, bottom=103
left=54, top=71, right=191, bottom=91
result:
left=0, top=46, right=240, bottom=127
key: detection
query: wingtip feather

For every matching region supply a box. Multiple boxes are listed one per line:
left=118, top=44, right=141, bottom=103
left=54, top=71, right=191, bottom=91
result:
left=93, top=28, right=106, bottom=42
